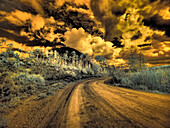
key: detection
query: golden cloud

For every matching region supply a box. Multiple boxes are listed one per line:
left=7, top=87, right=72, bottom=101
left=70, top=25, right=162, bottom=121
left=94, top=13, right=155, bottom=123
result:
left=0, top=0, right=170, bottom=67
left=64, top=28, right=114, bottom=60
left=20, top=0, right=45, bottom=15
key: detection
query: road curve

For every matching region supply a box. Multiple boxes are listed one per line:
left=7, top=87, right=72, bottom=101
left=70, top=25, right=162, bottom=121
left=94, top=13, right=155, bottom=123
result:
left=8, top=78, right=170, bottom=128
left=38, top=77, right=170, bottom=128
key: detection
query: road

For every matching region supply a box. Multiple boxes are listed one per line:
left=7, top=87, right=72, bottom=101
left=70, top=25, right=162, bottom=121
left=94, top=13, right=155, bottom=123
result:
left=8, top=78, right=170, bottom=128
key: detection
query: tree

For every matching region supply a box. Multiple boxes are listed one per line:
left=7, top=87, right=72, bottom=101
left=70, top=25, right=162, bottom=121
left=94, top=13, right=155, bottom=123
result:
left=63, top=51, right=69, bottom=66
left=80, top=53, right=84, bottom=67
left=127, top=50, right=146, bottom=72
left=95, top=55, right=107, bottom=71
left=71, top=51, right=76, bottom=67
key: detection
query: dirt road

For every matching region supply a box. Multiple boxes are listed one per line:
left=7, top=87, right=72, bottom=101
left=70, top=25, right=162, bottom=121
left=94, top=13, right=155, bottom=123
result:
left=8, top=78, right=170, bottom=128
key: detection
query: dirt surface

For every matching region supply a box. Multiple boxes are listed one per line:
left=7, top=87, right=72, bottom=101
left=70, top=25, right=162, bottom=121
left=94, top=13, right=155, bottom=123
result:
left=6, top=77, right=170, bottom=128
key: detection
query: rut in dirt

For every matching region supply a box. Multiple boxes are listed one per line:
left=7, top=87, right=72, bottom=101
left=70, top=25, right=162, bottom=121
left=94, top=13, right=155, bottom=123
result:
left=38, top=78, right=170, bottom=128
left=9, top=78, right=170, bottom=128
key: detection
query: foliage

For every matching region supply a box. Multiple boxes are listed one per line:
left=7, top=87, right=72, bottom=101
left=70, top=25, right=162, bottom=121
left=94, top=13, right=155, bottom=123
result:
left=127, top=68, right=170, bottom=92
left=110, top=66, right=170, bottom=93
left=126, top=48, right=146, bottom=72
left=0, top=40, right=112, bottom=107
left=13, top=73, right=45, bottom=86
left=108, top=46, right=170, bottom=93
left=92, top=63, right=100, bottom=74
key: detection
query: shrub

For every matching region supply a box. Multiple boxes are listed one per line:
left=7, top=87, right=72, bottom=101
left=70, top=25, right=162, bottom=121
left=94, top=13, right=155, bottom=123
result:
left=13, top=73, right=45, bottom=87
left=120, top=68, right=170, bottom=93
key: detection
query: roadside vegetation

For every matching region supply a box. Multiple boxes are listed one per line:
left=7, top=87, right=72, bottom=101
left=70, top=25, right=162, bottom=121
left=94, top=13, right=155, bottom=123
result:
left=0, top=39, right=169, bottom=127
left=0, top=39, right=111, bottom=109
left=107, top=47, right=170, bottom=94
left=1, top=39, right=169, bottom=110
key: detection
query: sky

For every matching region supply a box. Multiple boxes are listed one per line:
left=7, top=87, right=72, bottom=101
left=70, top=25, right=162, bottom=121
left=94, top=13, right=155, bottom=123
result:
left=0, top=0, right=170, bottom=67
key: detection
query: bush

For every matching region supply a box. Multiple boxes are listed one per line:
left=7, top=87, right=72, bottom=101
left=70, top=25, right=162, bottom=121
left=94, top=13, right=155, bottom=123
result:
left=13, top=73, right=45, bottom=87
left=0, top=72, right=19, bottom=102
left=120, top=68, right=170, bottom=93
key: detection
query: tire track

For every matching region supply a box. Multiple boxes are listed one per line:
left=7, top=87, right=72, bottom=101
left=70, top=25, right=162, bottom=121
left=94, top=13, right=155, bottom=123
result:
left=79, top=80, right=139, bottom=128
left=9, top=78, right=170, bottom=128
left=92, top=79, right=170, bottom=128
left=38, top=83, right=79, bottom=128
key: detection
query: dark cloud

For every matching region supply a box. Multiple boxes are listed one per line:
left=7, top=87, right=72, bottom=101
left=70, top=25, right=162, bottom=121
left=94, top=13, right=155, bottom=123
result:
left=111, top=37, right=124, bottom=48
left=144, top=36, right=151, bottom=42
left=0, top=21, right=22, bottom=33
left=0, top=0, right=103, bottom=47
left=140, top=46, right=152, bottom=51
left=131, top=31, right=142, bottom=40
left=149, top=0, right=157, bottom=3
left=0, top=27, right=55, bottom=47
left=90, top=0, right=125, bottom=41
left=0, top=28, right=29, bottom=44
left=0, top=0, right=38, bottom=14
left=113, top=8, right=126, bottom=17
left=138, top=44, right=151, bottom=47
left=152, top=34, right=170, bottom=42
left=0, top=0, right=170, bottom=66
left=143, top=14, right=170, bottom=37
left=148, top=0, right=169, bottom=3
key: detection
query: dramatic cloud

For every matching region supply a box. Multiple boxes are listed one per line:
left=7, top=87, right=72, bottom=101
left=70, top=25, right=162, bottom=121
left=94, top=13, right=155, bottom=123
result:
left=90, top=0, right=170, bottom=66
left=20, top=0, right=45, bottom=15
left=64, top=28, right=114, bottom=60
left=64, top=28, right=93, bottom=55
left=0, top=0, right=170, bottom=66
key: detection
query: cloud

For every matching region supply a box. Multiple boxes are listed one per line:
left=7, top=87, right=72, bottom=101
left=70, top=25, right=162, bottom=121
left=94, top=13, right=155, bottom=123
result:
left=91, top=37, right=114, bottom=59
left=20, top=0, right=45, bottom=15
left=0, top=0, right=170, bottom=67
left=0, top=0, right=96, bottom=46
left=55, top=0, right=90, bottom=7
left=0, top=10, right=32, bottom=25
left=159, top=7, right=170, bottom=20
left=0, top=9, right=62, bottom=45
left=90, top=0, right=170, bottom=42
left=0, top=10, right=45, bottom=31
left=90, top=0, right=125, bottom=41
left=64, top=28, right=93, bottom=54
left=31, top=14, right=45, bottom=32
left=64, top=27, right=114, bottom=60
